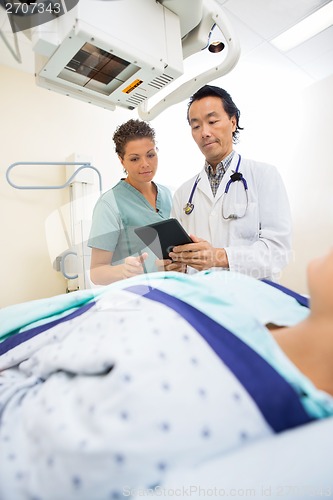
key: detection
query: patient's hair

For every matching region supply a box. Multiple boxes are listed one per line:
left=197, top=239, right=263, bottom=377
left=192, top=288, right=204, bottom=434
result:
left=113, top=119, right=156, bottom=158
left=187, top=85, right=244, bottom=143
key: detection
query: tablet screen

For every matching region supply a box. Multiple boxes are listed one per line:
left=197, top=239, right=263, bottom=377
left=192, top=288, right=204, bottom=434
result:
left=134, top=218, right=193, bottom=259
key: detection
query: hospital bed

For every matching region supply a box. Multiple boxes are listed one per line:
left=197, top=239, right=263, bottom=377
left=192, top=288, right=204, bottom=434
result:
left=1, top=269, right=332, bottom=500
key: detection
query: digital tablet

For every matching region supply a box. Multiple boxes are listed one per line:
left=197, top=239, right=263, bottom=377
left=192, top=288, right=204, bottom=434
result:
left=134, top=218, right=193, bottom=259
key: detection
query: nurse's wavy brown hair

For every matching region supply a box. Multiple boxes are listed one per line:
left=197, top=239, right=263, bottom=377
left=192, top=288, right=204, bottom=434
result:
left=187, top=85, right=244, bottom=143
left=113, top=119, right=156, bottom=158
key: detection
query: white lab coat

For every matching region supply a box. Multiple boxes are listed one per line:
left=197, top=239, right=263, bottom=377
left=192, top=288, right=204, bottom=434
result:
left=172, top=154, right=292, bottom=281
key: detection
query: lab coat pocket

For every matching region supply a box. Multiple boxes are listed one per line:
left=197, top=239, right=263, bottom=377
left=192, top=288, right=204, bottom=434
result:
left=229, top=202, right=259, bottom=242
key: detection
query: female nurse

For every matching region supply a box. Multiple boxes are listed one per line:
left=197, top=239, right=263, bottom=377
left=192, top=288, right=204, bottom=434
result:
left=88, top=119, right=172, bottom=285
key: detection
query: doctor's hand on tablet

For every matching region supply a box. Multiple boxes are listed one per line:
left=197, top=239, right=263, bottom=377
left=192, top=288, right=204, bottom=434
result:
left=168, top=235, right=229, bottom=271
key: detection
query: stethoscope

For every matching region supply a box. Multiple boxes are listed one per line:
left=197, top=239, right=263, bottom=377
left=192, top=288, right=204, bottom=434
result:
left=183, top=154, right=249, bottom=220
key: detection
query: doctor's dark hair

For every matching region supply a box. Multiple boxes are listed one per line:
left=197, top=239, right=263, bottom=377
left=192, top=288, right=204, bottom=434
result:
left=187, top=85, right=244, bottom=143
left=113, top=119, right=156, bottom=158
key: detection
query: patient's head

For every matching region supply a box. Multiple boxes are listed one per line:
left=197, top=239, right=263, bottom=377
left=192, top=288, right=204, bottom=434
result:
left=113, top=119, right=156, bottom=159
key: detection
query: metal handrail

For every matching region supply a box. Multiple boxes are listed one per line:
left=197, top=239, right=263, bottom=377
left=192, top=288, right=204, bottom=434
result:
left=6, top=161, right=103, bottom=194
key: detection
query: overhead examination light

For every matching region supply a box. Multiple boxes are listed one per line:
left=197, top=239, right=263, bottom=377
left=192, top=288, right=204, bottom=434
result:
left=0, top=0, right=240, bottom=119
left=31, top=0, right=184, bottom=112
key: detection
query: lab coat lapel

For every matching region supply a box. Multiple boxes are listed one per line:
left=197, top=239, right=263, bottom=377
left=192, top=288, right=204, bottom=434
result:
left=196, top=168, right=214, bottom=200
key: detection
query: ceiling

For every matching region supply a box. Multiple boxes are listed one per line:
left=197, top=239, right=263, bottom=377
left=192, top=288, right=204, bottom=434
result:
left=0, top=0, right=332, bottom=85
left=218, top=0, right=333, bottom=83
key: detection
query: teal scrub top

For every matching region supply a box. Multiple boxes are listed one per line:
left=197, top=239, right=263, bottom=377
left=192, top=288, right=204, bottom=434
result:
left=88, top=180, right=172, bottom=272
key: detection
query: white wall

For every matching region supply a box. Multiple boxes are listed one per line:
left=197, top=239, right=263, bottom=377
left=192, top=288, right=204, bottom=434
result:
left=0, top=65, right=134, bottom=307
left=1, top=63, right=333, bottom=307
left=283, top=75, right=333, bottom=292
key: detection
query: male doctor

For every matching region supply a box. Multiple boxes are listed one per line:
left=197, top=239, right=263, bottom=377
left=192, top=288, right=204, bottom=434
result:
left=168, top=85, right=292, bottom=281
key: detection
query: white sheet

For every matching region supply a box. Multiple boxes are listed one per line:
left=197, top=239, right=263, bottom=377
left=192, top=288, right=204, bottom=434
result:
left=141, top=417, right=333, bottom=500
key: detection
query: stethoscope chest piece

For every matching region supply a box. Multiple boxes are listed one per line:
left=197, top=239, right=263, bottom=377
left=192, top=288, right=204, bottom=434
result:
left=183, top=173, right=201, bottom=215
left=184, top=202, right=194, bottom=215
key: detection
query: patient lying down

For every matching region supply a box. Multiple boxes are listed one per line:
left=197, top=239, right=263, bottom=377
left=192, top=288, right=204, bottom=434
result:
left=0, top=249, right=332, bottom=499
left=271, top=250, right=333, bottom=397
